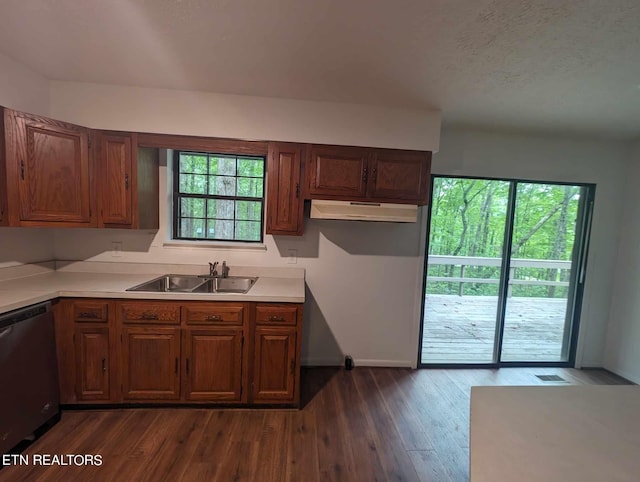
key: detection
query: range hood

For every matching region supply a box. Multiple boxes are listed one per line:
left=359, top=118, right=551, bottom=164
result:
left=310, top=200, right=418, bottom=223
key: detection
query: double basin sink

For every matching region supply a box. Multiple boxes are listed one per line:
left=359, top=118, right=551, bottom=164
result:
left=126, top=274, right=258, bottom=294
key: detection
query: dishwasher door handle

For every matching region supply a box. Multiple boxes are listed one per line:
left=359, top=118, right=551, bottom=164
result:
left=0, top=325, right=13, bottom=339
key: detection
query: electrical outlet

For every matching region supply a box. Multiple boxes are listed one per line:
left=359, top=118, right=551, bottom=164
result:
left=111, top=241, right=122, bottom=257
left=286, top=249, right=297, bottom=264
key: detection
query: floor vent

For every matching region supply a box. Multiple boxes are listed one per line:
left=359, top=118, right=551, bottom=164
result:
left=535, top=374, right=568, bottom=382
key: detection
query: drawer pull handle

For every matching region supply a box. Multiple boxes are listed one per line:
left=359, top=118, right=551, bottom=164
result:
left=206, top=315, right=222, bottom=321
left=102, top=358, right=107, bottom=372
left=79, top=312, right=100, bottom=319
left=269, top=315, right=285, bottom=322
left=141, top=312, right=159, bottom=320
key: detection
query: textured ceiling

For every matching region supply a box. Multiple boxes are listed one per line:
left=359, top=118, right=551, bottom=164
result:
left=1, top=0, right=640, bottom=139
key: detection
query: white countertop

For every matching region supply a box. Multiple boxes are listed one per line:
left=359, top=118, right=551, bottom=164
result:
left=470, top=385, right=640, bottom=482
left=0, top=263, right=305, bottom=314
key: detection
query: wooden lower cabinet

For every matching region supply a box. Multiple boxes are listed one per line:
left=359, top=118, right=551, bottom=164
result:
left=74, top=326, right=111, bottom=401
left=183, top=327, right=243, bottom=401
left=56, top=298, right=302, bottom=406
left=252, top=327, right=297, bottom=403
left=121, top=326, right=181, bottom=400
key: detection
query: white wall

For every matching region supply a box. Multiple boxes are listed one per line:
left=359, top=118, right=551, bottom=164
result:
left=49, top=81, right=441, bottom=151
left=52, top=158, right=427, bottom=367
left=45, top=79, right=442, bottom=367
left=51, top=128, right=631, bottom=368
left=434, top=128, right=631, bottom=367
left=0, top=228, right=54, bottom=269
left=2, top=75, right=625, bottom=367
left=604, top=142, right=640, bottom=383
left=0, top=51, right=49, bottom=115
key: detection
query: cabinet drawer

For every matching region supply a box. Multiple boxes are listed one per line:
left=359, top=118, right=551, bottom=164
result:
left=73, top=301, right=109, bottom=323
left=119, top=302, right=181, bottom=324
left=255, top=305, right=298, bottom=325
left=182, top=303, right=245, bottom=325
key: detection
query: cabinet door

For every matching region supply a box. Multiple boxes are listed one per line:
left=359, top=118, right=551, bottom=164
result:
left=183, top=328, right=243, bottom=401
left=266, top=142, right=304, bottom=235
left=99, top=133, right=133, bottom=226
left=252, top=327, right=297, bottom=403
left=74, top=326, right=110, bottom=401
left=121, top=326, right=181, bottom=400
left=308, top=145, right=368, bottom=198
left=0, top=111, right=7, bottom=226
left=368, top=149, right=431, bottom=204
left=6, top=110, right=92, bottom=224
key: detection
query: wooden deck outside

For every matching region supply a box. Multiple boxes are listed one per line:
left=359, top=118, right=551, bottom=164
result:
left=422, top=294, right=569, bottom=363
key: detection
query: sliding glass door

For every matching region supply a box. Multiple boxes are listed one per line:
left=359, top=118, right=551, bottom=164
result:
left=419, top=176, right=593, bottom=366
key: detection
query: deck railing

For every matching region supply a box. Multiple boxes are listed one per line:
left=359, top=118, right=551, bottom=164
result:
left=427, top=255, right=571, bottom=296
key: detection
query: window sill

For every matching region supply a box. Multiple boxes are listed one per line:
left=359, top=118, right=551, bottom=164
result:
left=163, top=239, right=267, bottom=251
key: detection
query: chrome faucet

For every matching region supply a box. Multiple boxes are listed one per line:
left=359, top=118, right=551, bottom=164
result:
left=208, top=261, right=229, bottom=278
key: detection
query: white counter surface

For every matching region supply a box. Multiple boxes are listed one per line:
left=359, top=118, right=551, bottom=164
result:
left=0, top=265, right=305, bottom=314
left=470, top=385, right=640, bottom=482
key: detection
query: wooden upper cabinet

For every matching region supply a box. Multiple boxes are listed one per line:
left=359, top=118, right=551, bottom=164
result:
left=97, top=132, right=159, bottom=230
left=266, top=142, right=304, bottom=235
left=306, top=144, right=432, bottom=205
left=368, top=149, right=432, bottom=204
left=3, top=108, right=94, bottom=226
left=308, top=145, right=368, bottom=198
left=98, top=133, right=133, bottom=226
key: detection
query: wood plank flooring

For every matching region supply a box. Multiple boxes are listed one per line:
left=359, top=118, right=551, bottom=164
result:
left=0, top=367, right=630, bottom=482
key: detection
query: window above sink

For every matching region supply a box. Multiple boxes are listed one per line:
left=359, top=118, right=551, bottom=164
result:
left=173, top=151, right=265, bottom=243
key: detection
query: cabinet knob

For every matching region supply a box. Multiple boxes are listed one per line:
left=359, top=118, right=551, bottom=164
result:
left=102, top=358, right=107, bottom=372
left=362, top=167, right=368, bottom=183
left=20, top=160, right=25, bottom=180
left=125, top=173, right=129, bottom=190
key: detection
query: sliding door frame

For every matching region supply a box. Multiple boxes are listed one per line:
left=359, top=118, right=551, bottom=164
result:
left=417, top=174, right=596, bottom=368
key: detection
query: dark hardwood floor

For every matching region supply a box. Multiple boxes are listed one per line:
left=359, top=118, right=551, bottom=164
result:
left=0, top=367, right=630, bottom=482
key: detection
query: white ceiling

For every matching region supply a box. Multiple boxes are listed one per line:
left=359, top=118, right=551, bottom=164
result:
left=1, top=0, right=640, bottom=139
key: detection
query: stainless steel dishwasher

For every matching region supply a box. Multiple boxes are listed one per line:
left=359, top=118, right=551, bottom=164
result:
left=0, top=302, right=60, bottom=454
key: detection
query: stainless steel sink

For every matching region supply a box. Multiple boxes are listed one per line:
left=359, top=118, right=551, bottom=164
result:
left=126, top=274, right=208, bottom=293
left=126, top=274, right=258, bottom=294
left=193, top=276, right=258, bottom=294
